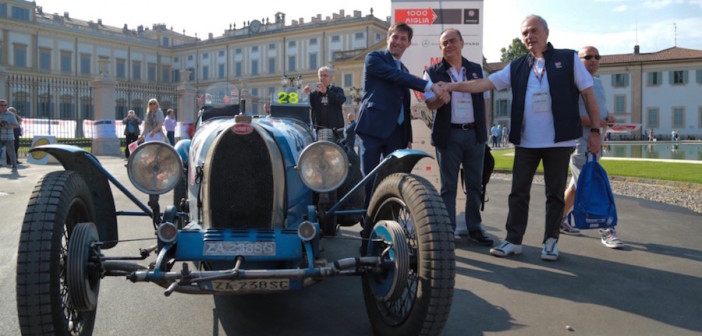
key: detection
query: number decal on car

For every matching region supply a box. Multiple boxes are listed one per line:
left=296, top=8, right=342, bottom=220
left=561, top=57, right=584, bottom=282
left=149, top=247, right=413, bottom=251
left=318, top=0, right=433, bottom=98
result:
left=276, top=91, right=299, bottom=104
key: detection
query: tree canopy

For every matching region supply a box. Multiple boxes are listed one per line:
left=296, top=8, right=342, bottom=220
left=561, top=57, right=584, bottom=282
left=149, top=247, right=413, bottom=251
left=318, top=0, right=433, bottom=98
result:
left=500, top=38, right=528, bottom=62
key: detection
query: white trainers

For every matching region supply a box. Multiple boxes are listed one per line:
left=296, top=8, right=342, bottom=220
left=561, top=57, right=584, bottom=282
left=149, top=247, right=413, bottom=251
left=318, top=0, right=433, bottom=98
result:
left=559, top=217, right=581, bottom=236
left=541, top=237, right=559, bottom=261
left=489, top=240, right=522, bottom=257
left=600, top=228, right=624, bottom=249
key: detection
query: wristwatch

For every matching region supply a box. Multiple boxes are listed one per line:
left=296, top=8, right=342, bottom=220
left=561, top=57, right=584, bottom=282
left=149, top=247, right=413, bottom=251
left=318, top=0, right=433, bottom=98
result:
left=590, top=128, right=601, bottom=134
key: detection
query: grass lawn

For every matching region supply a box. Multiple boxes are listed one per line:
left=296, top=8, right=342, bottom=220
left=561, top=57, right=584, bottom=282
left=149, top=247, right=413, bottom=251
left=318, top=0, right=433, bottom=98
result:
left=492, top=149, right=702, bottom=184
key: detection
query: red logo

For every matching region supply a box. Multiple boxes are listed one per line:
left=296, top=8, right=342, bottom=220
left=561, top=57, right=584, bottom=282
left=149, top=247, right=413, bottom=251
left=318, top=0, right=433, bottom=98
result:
left=395, top=8, right=437, bottom=25
left=231, top=123, right=253, bottom=135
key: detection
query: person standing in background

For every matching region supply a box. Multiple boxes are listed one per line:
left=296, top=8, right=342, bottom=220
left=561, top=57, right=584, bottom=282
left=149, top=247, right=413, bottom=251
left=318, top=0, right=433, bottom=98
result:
left=139, top=98, right=166, bottom=143
left=0, top=99, right=19, bottom=173
left=7, top=107, right=22, bottom=164
left=164, top=108, right=177, bottom=145
left=123, top=110, right=141, bottom=158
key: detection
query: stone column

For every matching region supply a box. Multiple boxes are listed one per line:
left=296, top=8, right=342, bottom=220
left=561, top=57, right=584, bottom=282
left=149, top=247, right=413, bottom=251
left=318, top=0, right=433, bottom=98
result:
left=90, top=58, right=120, bottom=155
left=176, top=69, right=196, bottom=139
left=0, top=66, right=7, bottom=99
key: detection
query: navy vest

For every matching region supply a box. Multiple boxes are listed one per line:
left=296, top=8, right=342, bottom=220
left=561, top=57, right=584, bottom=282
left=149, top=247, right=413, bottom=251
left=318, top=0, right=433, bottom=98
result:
left=426, top=57, right=487, bottom=148
left=509, top=43, right=582, bottom=145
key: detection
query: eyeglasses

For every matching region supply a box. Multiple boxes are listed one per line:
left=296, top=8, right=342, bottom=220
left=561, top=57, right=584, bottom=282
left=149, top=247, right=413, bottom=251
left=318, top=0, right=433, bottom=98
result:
left=581, top=55, right=601, bottom=61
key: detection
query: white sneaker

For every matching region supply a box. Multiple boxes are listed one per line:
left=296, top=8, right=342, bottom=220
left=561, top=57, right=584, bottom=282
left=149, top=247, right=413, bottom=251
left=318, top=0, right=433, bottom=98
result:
left=600, top=228, right=624, bottom=249
left=490, top=240, right=522, bottom=257
left=541, top=237, right=559, bottom=261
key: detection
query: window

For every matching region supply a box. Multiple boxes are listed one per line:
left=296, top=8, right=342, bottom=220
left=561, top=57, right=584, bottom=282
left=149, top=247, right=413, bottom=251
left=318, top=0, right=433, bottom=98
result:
left=162, top=37, right=169, bottom=47
left=116, top=59, right=126, bottom=79
left=309, top=38, right=317, bottom=45
left=173, top=69, right=180, bottom=83
left=188, top=55, right=193, bottom=61
left=344, top=74, right=352, bottom=87
left=251, top=60, right=258, bottom=76
left=80, top=54, right=90, bottom=75
left=0, top=4, right=6, bottom=17
left=614, top=95, right=627, bottom=114
left=235, top=62, right=242, bottom=77
left=173, top=57, right=179, bottom=63
left=288, top=41, right=296, bottom=48
left=309, top=53, right=317, bottom=70
left=13, top=44, right=27, bottom=67
left=646, top=107, right=659, bottom=128
left=269, top=43, right=276, bottom=49
left=203, top=52, right=209, bottom=59
left=268, top=87, right=275, bottom=100
left=202, top=65, right=209, bottom=80
left=376, top=33, right=382, bottom=41
left=355, top=32, right=364, bottom=40
left=218, top=64, right=225, bottom=78
left=236, top=48, right=242, bottom=54
left=269, top=57, right=275, bottom=74
left=60, top=51, right=72, bottom=73
left=188, top=68, right=195, bottom=81
left=132, top=61, right=141, bottom=80
left=252, top=46, right=258, bottom=52
left=39, top=48, right=51, bottom=71
left=611, top=73, right=629, bottom=87
left=495, top=99, right=511, bottom=117
left=162, top=66, right=170, bottom=83
left=218, top=50, right=225, bottom=57
left=670, top=70, right=688, bottom=85
left=672, top=107, right=685, bottom=128
left=647, top=72, right=662, bottom=86
left=697, top=70, right=702, bottom=84
left=288, top=56, right=296, bottom=72
left=331, top=35, right=340, bottom=43
left=11, top=6, right=30, bottom=21
left=699, top=107, right=702, bottom=128
left=59, top=95, right=74, bottom=119
left=148, top=63, right=156, bottom=82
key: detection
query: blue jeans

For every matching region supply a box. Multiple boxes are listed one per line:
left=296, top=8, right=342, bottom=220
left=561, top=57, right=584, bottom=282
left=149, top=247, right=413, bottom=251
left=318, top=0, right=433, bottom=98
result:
left=435, top=129, right=485, bottom=232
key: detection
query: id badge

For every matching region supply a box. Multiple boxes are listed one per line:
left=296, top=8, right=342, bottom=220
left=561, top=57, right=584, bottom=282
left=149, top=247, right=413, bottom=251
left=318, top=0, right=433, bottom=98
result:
left=454, top=95, right=473, bottom=119
left=533, top=92, right=549, bottom=113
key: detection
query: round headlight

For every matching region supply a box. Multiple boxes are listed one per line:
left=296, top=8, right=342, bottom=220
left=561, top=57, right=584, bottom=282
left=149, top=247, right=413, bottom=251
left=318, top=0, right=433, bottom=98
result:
left=127, top=142, right=184, bottom=195
left=297, top=141, right=349, bottom=192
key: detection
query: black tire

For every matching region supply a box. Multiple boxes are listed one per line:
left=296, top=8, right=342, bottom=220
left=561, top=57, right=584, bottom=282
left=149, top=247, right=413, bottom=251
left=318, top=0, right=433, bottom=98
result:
left=17, top=171, right=98, bottom=336
left=362, top=173, right=455, bottom=336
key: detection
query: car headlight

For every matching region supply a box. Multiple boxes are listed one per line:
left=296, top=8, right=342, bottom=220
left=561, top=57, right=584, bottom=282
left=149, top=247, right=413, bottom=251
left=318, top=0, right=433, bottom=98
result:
left=297, top=141, right=349, bottom=192
left=128, top=142, right=184, bottom=195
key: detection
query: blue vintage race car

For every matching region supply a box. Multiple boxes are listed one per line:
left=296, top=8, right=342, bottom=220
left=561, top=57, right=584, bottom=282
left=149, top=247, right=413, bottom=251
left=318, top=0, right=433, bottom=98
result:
left=15, top=83, right=456, bottom=336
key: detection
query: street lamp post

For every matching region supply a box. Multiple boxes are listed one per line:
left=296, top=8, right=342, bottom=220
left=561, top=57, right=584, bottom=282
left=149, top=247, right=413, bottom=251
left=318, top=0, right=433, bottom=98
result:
left=280, top=75, right=302, bottom=89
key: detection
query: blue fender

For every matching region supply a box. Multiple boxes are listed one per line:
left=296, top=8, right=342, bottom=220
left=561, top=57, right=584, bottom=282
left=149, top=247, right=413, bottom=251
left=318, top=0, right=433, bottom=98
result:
left=372, top=149, right=432, bottom=191
left=174, top=139, right=191, bottom=164
left=29, top=144, right=120, bottom=249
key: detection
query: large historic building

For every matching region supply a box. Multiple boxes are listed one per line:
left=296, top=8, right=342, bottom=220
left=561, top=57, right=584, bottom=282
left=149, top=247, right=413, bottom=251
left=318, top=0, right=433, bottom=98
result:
left=0, top=0, right=389, bottom=127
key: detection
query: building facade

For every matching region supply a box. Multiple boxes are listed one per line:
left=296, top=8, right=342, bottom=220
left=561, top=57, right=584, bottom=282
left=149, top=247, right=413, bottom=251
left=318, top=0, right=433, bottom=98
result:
left=0, top=0, right=389, bottom=131
left=486, top=46, right=702, bottom=140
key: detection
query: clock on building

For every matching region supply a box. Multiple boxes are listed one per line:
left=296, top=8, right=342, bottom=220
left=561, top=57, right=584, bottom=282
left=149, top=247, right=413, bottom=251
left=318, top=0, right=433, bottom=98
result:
left=249, top=20, right=261, bottom=34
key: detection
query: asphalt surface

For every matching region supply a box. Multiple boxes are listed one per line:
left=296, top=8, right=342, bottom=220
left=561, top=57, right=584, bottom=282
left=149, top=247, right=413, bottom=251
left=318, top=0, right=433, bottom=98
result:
left=1, top=156, right=700, bottom=335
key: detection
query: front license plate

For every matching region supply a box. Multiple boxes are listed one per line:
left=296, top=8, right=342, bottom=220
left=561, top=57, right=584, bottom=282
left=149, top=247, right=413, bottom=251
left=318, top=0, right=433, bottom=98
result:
left=204, top=241, right=276, bottom=256
left=212, top=279, right=290, bottom=292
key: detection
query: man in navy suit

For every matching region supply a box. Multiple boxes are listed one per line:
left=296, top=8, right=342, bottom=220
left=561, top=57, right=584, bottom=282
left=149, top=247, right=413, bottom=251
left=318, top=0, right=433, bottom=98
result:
left=355, top=22, right=448, bottom=202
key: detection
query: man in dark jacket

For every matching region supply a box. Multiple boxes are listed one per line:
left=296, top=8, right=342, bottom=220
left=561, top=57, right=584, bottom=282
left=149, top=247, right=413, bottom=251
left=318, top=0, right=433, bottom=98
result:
left=424, top=28, right=492, bottom=246
left=123, top=110, right=141, bottom=158
left=442, top=15, right=602, bottom=261
left=304, top=66, right=346, bottom=138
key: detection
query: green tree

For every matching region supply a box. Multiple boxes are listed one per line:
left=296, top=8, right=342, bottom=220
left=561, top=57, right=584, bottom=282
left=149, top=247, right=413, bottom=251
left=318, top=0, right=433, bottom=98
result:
left=500, top=38, right=528, bottom=62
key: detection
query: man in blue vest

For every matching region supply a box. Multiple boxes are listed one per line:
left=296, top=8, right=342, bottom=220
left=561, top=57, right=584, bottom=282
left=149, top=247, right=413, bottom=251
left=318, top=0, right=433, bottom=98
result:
left=355, top=22, right=448, bottom=206
left=441, top=15, right=602, bottom=261
left=424, top=28, right=492, bottom=246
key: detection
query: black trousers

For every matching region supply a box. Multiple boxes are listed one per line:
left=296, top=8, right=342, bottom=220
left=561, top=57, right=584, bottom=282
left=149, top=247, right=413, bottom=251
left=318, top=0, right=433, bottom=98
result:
left=504, top=146, right=572, bottom=245
left=7, top=134, right=19, bottom=164
left=125, top=133, right=139, bottom=158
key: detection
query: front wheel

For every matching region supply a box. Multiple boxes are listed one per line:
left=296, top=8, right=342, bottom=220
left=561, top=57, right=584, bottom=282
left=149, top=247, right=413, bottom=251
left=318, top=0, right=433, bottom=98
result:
left=362, top=173, right=455, bottom=336
left=16, top=171, right=98, bottom=336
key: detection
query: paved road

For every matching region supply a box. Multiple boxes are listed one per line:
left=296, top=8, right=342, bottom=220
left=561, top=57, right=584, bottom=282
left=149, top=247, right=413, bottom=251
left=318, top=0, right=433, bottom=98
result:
left=1, top=156, right=700, bottom=335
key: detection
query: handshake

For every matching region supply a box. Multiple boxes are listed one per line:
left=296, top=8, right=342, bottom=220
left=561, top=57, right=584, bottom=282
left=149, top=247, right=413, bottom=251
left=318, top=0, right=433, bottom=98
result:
left=429, top=82, right=453, bottom=105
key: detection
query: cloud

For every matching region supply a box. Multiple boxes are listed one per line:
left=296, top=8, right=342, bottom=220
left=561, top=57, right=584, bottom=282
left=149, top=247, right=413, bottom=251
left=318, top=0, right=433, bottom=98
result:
left=613, top=5, right=628, bottom=12
left=642, top=0, right=675, bottom=9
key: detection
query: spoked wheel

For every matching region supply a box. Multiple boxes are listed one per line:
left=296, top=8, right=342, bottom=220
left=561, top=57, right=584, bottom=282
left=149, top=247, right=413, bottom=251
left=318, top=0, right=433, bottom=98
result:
left=362, top=173, right=455, bottom=336
left=16, top=171, right=98, bottom=336
left=67, top=222, right=102, bottom=312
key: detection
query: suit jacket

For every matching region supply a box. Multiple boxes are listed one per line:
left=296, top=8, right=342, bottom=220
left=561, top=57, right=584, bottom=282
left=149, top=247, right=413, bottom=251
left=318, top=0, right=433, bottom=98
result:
left=355, top=49, right=428, bottom=144
left=309, top=84, right=346, bottom=130
left=426, top=57, right=488, bottom=148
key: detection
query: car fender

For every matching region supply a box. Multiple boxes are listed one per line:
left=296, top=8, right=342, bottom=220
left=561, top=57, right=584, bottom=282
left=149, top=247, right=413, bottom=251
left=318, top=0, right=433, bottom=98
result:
left=373, top=149, right=432, bottom=191
left=29, top=144, right=119, bottom=249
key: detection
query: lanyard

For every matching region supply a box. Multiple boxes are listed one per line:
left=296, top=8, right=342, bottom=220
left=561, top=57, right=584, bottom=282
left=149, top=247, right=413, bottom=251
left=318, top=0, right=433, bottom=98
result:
left=532, top=63, right=546, bottom=85
left=447, top=67, right=466, bottom=83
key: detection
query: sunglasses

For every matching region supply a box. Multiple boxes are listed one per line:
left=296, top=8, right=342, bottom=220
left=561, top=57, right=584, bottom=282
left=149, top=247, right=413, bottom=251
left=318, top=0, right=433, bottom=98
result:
left=149, top=102, right=157, bottom=105
left=581, top=55, right=601, bottom=60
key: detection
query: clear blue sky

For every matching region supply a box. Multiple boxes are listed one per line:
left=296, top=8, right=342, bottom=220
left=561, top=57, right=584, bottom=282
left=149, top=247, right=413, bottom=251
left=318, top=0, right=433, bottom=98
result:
left=40, top=0, right=702, bottom=62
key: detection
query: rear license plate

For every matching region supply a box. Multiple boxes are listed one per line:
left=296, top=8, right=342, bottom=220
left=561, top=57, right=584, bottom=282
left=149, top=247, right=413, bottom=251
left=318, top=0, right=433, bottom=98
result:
left=204, top=241, right=275, bottom=256
left=212, top=279, right=290, bottom=292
